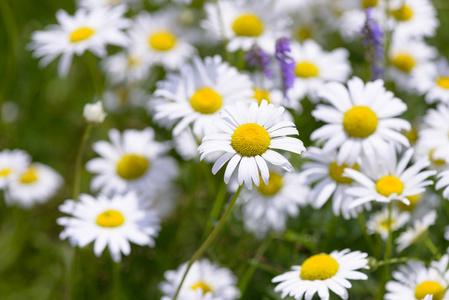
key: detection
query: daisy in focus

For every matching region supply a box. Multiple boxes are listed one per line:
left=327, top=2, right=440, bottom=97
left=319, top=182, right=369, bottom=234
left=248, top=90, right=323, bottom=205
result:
left=58, top=192, right=160, bottom=262
left=159, top=259, right=240, bottom=300
left=311, top=77, right=410, bottom=165
left=29, top=5, right=130, bottom=77
left=366, top=207, right=410, bottom=240
left=413, top=58, right=449, bottom=104
left=0, top=149, right=31, bottom=190
left=272, top=249, right=368, bottom=300
left=395, top=210, right=436, bottom=252
left=198, top=100, right=305, bottom=189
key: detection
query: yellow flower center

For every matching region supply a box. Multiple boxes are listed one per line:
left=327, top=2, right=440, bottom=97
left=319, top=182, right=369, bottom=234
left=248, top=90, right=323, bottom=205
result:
left=297, top=28, right=312, bottom=41
left=189, top=88, right=223, bottom=114
left=116, top=154, right=149, bottom=180
left=96, top=210, right=125, bottom=228
left=437, top=77, right=449, bottom=89
left=398, top=193, right=422, bottom=211
left=380, top=219, right=397, bottom=230
left=253, top=88, right=271, bottom=105
left=343, top=106, right=378, bottom=138
left=392, top=54, right=415, bottom=73
left=128, top=56, right=141, bottom=68
left=191, top=281, right=213, bottom=295
left=328, top=161, right=359, bottom=184
left=414, top=281, right=445, bottom=300
left=148, top=30, right=177, bottom=51
left=362, top=0, right=378, bottom=9
left=376, top=175, right=404, bottom=197
left=0, top=168, right=11, bottom=177
left=257, top=172, right=283, bottom=196
left=295, top=62, right=319, bottom=78
left=19, top=167, right=38, bottom=184
left=392, top=5, right=413, bottom=21
left=402, top=127, right=418, bottom=144
left=429, top=149, right=446, bottom=166
left=70, top=27, right=95, bottom=43
left=232, top=14, right=264, bottom=37
left=300, top=254, right=339, bottom=281
left=231, top=123, right=270, bottom=157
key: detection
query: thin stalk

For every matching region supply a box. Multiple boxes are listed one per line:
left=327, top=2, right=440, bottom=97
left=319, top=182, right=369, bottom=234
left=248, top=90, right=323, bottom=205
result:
left=172, top=185, right=244, bottom=300
left=378, top=202, right=393, bottom=300
left=85, top=52, right=104, bottom=97
left=202, top=182, right=227, bottom=239
left=112, top=262, right=121, bottom=300
left=375, top=257, right=424, bottom=269
left=72, top=124, right=92, bottom=201
left=425, top=237, right=441, bottom=260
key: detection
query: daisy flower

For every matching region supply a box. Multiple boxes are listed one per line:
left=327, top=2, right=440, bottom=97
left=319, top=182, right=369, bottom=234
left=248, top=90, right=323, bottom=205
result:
left=288, top=40, right=351, bottom=103
left=7, top=163, right=63, bottom=208
left=344, top=144, right=436, bottom=208
left=198, top=100, right=305, bottom=189
left=77, top=0, right=137, bottom=9
left=385, top=254, right=449, bottom=300
left=366, top=207, right=410, bottom=240
left=58, top=192, right=160, bottom=262
left=29, top=5, right=130, bottom=77
left=289, top=8, right=325, bottom=44
left=311, top=77, right=410, bottom=165
left=0, top=149, right=31, bottom=190
left=272, top=249, right=368, bottom=300
left=86, top=127, right=178, bottom=195
left=413, top=58, right=449, bottom=104
left=159, top=259, right=240, bottom=300
left=395, top=210, right=436, bottom=252
left=436, top=170, right=449, bottom=200
left=102, top=50, right=152, bottom=84
left=152, top=55, right=253, bottom=137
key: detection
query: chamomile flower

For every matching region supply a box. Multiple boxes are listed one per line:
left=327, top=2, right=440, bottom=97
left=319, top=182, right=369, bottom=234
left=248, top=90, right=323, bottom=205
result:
left=436, top=170, right=449, bottom=200
left=395, top=210, right=437, bottom=252
left=152, top=55, right=253, bottom=137
left=385, top=254, right=449, bottom=300
left=288, top=40, right=351, bottom=103
left=311, top=77, right=410, bottom=165
left=102, top=50, right=151, bottom=84
left=0, top=149, right=31, bottom=190
left=29, top=5, right=130, bottom=77
left=289, top=9, right=325, bottom=44
left=86, top=127, right=178, bottom=195
left=77, top=0, right=137, bottom=9
left=272, top=249, right=368, bottom=300
left=58, top=192, right=160, bottom=262
left=366, top=207, right=410, bottom=240
left=7, top=163, right=63, bottom=208
left=273, top=0, right=314, bottom=13
left=198, top=100, right=305, bottom=189
left=159, top=259, right=240, bottom=300
left=413, top=58, right=449, bottom=104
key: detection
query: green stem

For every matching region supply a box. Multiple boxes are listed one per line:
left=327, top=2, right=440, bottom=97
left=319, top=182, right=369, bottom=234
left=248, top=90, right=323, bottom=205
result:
left=378, top=202, right=393, bottom=300
left=72, top=124, right=92, bottom=201
left=112, top=262, right=121, bottom=300
left=202, top=182, right=227, bottom=239
left=370, top=256, right=425, bottom=270
left=425, top=237, right=441, bottom=260
left=172, top=185, right=244, bottom=300
left=85, top=52, right=104, bottom=97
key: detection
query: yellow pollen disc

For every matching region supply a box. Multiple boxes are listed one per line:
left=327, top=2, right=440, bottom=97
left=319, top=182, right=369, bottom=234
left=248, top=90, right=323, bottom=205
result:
left=402, top=127, right=418, bottom=144
left=148, top=30, right=177, bottom=51
left=295, top=62, right=319, bottom=78
left=253, top=88, right=271, bottom=105
left=429, top=149, right=446, bottom=166
left=392, top=54, right=415, bottom=73
left=376, top=175, right=404, bottom=197
left=380, top=219, right=397, bottom=230
left=231, top=123, right=270, bottom=157
left=191, top=281, right=213, bottom=295
left=116, top=154, right=149, bottom=180
left=392, top=5, right=413, bottom=21
left=190, top=88, right=223, bottom=114
left=96, top=210, right=125, bottom=228
left=257, top=172, right=283, bottom=196
left=19, top=167, right=38, bottom=184
left=128, top=56, right=141, bottom=68
left=437, top=77, right=449, bottom=89
left=328, top=161, right=359, bottom=184
left=300, top=254, right=339, bottom=281
left=232, top=14, right=264, bottom=37
left=414, top=281, right=445, bottom=300
left=297, top=28, right=312, bottom=41
left=362, top=0, right=378, bottom=9
left=0, top=168, right=11, bottom=177
left=398, top=193, right=422, bottom=211
left=70, top=27, right=95, bottom=43
left=343, top=106, right=378, bottom=138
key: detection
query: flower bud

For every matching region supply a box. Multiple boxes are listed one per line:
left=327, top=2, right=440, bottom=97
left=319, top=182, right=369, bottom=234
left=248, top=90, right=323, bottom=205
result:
left=83, top=101, right=106, bottom=124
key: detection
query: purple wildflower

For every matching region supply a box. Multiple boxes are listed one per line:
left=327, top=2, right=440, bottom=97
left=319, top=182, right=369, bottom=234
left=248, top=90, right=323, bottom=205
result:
left=361, top=8, right=384, bottom=80
left=275, top=37, right=295, bottom=102
left=244, top=44, right=272, bottom=78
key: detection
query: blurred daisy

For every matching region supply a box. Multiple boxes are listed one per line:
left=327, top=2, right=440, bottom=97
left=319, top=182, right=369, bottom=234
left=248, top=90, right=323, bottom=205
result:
left=159, top=259, right=240, bottom=300
left=77, top=0, right=137, bottom=9
left=198, top=100, right=305, bottom=189
left=138, top=183, right=178, bottom=220
left=436, top=170, right=449, bottom=200
left=272, top=249, right=368, bottom=300
left=102, top=87, right=148, bottom=112
left=385, top=254, right=448, bottom=300
left=288, top=40, right=351, bottom=103
left=7, top=163, right=63, bottom=208
left=395, top=210, right=436, bottom=252
left=102, top=50, right=151, bottom=84
left=153, top=55, right=253, bottom=137
left=58, top=192, right=160, bottom=262
left=413, top=58, right=449, bottom=104
left=86, top=128, right=178, bottom=195
left=290, top=9, right=325, bottom=44
left=29, top=5, right=129, bottom=77
left=366, top=207, right=410, bottom=240
left=311, top=77, right=410, bottom=165
left=273, top=0, right=314, bottom=13
left=0, top=149, right=31, bottom=190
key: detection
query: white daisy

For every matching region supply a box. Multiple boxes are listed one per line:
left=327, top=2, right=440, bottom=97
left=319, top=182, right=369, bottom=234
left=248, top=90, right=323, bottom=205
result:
left=6, top=163, right=63, bottom=208
left=198, top=100, right=305, bottom=189
left=385, top=254, right=449, bottom=300
left=159, top=259, right=240, bottom=300
left=272, top=249, right=368, bottom=300
left=436, top=170, right=449, bottom=200
left=366, top=207, right=410, bottom=240
left=413, top=58, right=449, bottom=104
left=395, top=210, right=437, bottom=252
left=289, top=8, right=326, bottom=44
left=102, top=50, right=152, bottom=84
left=57, top=192, right=160, bottom=262
left=152, top=55, right=254, bottom=137
left=311, top=77, right=410, bottom=165
left=29, top=5, right=130, bottom=77
left=0, top=149, right=31, bottom=190
left=273, top=0, right=314, bottom=13
left=76, top=0, right=137, bottom=9
left=102, top=87, right=148, bottom=112
left=86, top=127, right=178, bottom=195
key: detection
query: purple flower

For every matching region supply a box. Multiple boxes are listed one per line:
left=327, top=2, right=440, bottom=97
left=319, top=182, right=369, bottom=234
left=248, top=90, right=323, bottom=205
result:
left=245, top=44, right=272, bottom=78
left=275, top=37, right=295, bottom=102
left=361, top=8, right=384, bottom=80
